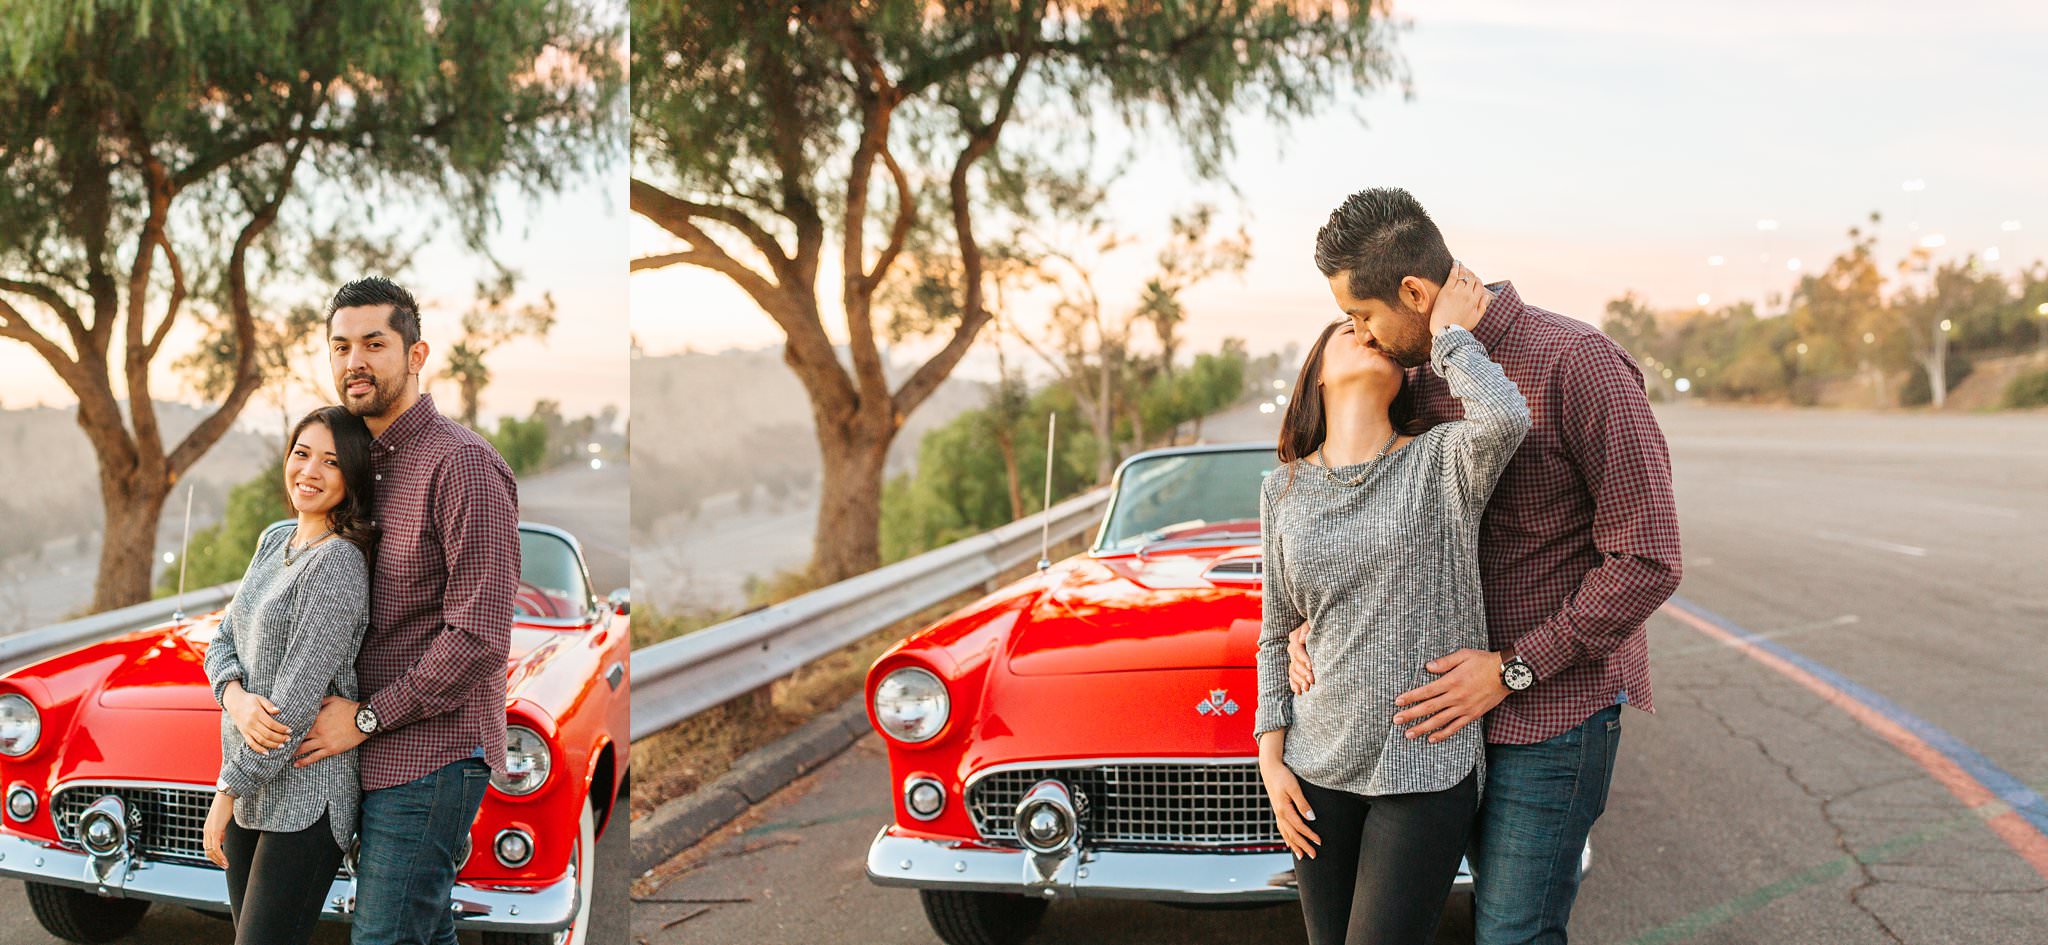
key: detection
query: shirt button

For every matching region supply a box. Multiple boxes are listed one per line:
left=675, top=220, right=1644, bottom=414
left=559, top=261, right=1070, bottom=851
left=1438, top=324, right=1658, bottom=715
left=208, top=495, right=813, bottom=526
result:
left=375, top=474, right=382, bottom=481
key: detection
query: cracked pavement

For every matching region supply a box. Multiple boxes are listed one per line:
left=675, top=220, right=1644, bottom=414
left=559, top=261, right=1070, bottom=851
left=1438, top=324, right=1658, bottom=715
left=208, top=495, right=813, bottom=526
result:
left=635, top=406, right=2048, bottom=945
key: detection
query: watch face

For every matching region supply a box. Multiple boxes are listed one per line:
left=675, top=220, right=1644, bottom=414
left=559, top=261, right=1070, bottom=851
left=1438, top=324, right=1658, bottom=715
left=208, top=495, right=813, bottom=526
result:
left=1504, top=662, right=1536, bottom=691
left=355, top=707, right=376, bottom=733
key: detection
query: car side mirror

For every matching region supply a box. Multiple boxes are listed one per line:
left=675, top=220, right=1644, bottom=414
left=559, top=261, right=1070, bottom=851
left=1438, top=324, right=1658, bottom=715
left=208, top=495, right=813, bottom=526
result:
left=607, top=588, right=630, bottom=616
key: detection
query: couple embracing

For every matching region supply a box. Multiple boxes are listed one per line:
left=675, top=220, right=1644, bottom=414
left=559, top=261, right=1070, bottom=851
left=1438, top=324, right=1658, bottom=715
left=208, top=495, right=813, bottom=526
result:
left=197, top=278, right=522, bottom=945
left=1255, top=189, right=1683, bottom=945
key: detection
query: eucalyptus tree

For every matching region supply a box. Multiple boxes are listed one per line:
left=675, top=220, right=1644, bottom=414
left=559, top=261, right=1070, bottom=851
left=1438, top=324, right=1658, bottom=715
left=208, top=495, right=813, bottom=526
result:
left=634, top=0, right=1406, bottom=581
left=0, top=0, right=623, bottom=609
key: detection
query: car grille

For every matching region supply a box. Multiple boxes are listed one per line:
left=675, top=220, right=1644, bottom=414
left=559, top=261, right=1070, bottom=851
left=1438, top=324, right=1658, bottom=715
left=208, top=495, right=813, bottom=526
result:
left=967, top=762, right=1282, bottom=851
left=52, top=784, right=213, bottom=864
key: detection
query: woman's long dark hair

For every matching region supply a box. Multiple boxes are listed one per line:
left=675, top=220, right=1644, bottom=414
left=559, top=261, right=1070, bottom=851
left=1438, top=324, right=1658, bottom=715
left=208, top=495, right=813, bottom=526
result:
left=288, top=406, right=377, bottom=567
left=1276, top=320, right=1426, bottom=497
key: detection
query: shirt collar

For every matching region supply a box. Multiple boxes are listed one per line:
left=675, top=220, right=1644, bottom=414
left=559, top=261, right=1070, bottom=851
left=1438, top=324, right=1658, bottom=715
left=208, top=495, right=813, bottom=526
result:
left=1472, top=280, right=1525, bottom=350
left=373, top=392, right=441, bottom=454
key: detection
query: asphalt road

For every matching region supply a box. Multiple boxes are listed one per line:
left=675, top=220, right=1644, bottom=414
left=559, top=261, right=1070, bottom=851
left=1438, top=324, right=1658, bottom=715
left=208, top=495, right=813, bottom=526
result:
left=0, top=459, right=633, bottom=944
left=631, top=404, right=2048, bottom=945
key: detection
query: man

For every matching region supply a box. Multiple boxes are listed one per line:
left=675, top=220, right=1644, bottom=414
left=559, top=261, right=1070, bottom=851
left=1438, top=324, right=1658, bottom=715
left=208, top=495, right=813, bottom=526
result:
left=294, top=277, right=521, bottom=945
left=1288, top=188, right=1682, bottom=944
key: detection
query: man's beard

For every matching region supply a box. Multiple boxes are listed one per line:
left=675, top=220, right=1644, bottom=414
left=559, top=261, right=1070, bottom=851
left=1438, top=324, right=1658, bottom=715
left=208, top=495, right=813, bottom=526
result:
left=339, top=371, right=405, bottom=418
left=1383, top=298, right=1433, bottom=368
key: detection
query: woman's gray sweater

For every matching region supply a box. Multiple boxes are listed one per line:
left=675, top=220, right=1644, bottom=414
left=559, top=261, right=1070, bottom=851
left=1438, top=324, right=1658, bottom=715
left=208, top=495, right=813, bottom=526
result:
left=1254, top=326, right=1531, bottom=796
left=203, top=526, right=370, bottom=851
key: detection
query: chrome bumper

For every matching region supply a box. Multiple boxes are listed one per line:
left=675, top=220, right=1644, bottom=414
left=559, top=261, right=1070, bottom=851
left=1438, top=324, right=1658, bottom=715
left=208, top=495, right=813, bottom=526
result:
left=0, top=833, right=578, bottom=932
left=866, top=826, right=1482, bottom=903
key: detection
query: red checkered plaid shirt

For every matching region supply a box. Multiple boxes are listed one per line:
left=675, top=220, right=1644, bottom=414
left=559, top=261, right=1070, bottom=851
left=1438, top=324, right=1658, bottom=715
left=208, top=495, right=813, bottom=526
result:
left=358, top=393, right=521, bottom=790
left=1406, top=282, right=1683, bottom=745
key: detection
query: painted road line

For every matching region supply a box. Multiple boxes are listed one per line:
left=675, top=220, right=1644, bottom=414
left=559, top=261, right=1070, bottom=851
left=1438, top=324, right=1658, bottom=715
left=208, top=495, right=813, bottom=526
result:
left=1660, top=613, right=1858, bottom=660
left=1811, top=529, right=1929, bottom=557
left=1662, top=596, right=2048, bottom=882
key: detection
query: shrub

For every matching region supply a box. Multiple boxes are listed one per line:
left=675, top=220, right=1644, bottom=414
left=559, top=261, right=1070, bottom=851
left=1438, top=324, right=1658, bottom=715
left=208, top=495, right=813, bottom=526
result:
left=2004, top=367, right=2048, bottom=408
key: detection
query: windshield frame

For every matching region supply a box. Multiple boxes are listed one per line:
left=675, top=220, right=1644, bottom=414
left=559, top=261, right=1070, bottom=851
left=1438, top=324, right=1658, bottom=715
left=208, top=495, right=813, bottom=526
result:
left=1089, top=443, right=1276, bottom=555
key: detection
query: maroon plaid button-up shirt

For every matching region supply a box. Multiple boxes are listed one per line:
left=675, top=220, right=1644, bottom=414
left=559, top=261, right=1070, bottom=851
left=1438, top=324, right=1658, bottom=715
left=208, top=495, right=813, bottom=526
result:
left=1406, top=283, right=1682, bottom=745
left=358, top=393, right=521, bottom=790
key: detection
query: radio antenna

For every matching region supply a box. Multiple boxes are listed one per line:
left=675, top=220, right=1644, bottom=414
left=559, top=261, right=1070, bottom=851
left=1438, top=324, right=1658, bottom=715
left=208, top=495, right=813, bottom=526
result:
left=1038, top=412, right=1057, bottom=571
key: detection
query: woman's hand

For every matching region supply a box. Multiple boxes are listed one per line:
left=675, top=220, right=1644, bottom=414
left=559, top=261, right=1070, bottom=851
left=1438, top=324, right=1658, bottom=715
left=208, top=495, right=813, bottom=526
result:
left=1430, top=261, right=1490, bottom=336
left=1257, top=732, right=1320, bottom=859
left=1287, top=622, right=1314, bottom=694
left=203, top=792, right=233, bottom=869
left=223, top=681, right=291, bottom=754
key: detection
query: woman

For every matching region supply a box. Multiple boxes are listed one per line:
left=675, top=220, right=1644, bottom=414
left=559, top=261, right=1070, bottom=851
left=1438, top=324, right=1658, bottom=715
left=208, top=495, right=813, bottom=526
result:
left=201, top=406, right=375, bottom=945
left=1254, top=264, right=1529, bottom=945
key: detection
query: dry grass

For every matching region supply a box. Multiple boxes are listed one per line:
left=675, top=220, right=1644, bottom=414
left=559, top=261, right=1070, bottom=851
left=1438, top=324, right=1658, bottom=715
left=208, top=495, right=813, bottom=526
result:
left=629, top=535, right=1088, bottom=821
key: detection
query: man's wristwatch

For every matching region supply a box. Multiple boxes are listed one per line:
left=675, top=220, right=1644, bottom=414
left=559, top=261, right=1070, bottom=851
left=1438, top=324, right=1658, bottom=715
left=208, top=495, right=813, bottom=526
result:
left=1499, top=649, right=1536, bottom=692
left=354, top=704, right=379, bottom=736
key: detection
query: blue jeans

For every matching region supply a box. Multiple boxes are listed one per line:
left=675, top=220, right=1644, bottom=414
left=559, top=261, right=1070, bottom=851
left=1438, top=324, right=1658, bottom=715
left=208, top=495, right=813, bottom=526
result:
left=352, top=759, right=491, bottom=945
left=1471, top=704, right=1623, bottom=945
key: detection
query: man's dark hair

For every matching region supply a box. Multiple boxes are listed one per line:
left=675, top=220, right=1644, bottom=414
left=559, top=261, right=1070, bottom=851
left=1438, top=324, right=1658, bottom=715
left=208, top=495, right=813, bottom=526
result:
left=1314, top=188, right=1455, bottom=306
left=326, top=277, right=423, bottom=348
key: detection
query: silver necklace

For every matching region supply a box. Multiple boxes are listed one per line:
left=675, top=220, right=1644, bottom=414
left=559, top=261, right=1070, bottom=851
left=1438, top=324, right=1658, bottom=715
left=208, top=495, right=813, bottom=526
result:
left=284, top=527, right=335, bottom=567
left=1312, top=430, right=1401, bottom=487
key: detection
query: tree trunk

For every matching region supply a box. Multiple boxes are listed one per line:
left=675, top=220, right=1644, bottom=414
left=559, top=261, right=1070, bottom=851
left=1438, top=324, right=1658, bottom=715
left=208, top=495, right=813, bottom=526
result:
left=809, top=416, right=893, bottom=583
left=92, top=471, right=170, bottom=612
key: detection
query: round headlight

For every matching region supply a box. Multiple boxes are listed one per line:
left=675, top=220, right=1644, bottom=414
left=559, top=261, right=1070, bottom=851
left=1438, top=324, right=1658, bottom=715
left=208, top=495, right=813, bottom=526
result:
left=0, top=693, right=40, bottom=758
left=494, top=828, right=535, bottom=868
left=491, top=725, right=552, bottom=796
left=7, top=785, right=38, bottom=822
left=873, top=667, right=949, bottom=744
left=904, top=777, right=945, bottom=820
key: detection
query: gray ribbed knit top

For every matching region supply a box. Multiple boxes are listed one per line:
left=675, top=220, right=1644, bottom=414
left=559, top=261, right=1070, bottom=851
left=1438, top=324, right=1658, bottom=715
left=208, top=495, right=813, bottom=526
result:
left=203, top=526, right=370, bottom=851
left=1254, top=326, right=1530, bottom=796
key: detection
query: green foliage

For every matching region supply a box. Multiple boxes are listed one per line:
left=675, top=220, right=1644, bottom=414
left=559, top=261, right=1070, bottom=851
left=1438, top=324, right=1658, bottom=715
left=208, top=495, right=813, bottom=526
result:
left=882, top=384, right=1096, bottom=562
left=881, top=340, right=1249, bottom=561
left=155, top=459, right=289, bottom=597
left=2004, top=367, right=2048, bottom=408
left=486, top=413, right=551, bottom=477
left=1610, top=220, right=2041, bottom=407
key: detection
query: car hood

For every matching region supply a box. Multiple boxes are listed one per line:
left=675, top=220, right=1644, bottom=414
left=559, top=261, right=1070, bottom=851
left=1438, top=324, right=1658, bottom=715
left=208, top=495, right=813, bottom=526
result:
left=1005, top=546, right=1262, bottom=677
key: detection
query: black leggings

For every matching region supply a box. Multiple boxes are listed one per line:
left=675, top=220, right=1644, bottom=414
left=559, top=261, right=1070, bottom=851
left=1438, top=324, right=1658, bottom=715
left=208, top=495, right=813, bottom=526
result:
left=1292, top=770, right=1479, bottom=945
left=222, top=811, right=345, bottom=945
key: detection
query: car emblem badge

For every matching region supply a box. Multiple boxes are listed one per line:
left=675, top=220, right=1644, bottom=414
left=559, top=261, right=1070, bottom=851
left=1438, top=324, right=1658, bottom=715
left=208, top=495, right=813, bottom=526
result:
left=1196, top=689, right=1239, bottom=717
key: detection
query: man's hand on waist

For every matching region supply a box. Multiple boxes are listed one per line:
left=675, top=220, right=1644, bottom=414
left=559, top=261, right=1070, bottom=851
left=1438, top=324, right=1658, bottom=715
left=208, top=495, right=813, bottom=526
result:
left=1392, top=648, right=1513, bottom=744
left=294, top=696, right=368, bottom=768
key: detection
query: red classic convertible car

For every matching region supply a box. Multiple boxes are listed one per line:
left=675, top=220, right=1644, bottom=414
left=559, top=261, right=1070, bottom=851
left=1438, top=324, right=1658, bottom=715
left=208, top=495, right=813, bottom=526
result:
left=0, top=521, right=630, bottom=945
left=863, top=443, right=1587, bottom=945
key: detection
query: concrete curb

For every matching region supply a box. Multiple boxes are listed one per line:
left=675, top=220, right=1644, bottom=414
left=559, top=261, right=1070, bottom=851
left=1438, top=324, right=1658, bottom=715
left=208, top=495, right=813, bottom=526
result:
left=631, top=693, right=871, bottom=876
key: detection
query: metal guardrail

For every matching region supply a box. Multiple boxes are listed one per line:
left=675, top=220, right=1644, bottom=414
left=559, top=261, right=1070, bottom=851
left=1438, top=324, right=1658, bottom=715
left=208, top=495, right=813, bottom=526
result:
left=0, top=582, right=237, bottom=674
left=629, top=488, right=1111, bottom=740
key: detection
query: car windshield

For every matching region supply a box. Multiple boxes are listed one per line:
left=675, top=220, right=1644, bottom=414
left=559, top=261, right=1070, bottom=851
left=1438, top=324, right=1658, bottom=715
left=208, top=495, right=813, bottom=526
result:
left=1096, top=449, right=1278, bottom=552
left=517, top=529, right=594, bottom=621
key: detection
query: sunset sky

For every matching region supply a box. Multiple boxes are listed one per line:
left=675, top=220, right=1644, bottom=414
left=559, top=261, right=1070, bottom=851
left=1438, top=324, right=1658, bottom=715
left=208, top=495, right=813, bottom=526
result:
left=630, top=0, right=2048, bottom=378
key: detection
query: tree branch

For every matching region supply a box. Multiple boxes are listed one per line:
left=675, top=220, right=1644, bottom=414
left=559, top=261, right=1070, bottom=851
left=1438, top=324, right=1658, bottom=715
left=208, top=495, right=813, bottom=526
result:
left=629, top=178, right=795, bottom=285
left=895, top=44, right=1035, bottom=420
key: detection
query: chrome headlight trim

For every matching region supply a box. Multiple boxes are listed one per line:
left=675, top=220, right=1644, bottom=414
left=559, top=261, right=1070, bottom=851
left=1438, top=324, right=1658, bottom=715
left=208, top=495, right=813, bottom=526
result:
left=493, top=828, right=535, bottom=868
left=4, top=784, right=35, bottom=823
left=873, top=667, right=949, bottom=744
left=903, top=777, right=946, bottom=821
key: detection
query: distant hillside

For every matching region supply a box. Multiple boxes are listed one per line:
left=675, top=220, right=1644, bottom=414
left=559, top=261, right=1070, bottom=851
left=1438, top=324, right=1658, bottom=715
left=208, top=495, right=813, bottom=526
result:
left=629, top=345, right=987, bottom=532
left=0, top=403, right=278, bottom=560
